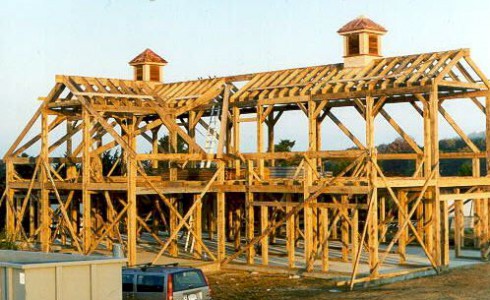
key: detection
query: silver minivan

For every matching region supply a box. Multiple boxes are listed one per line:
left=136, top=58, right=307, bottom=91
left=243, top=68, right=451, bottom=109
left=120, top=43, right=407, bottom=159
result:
left=122, top=264, right=212, bottom=300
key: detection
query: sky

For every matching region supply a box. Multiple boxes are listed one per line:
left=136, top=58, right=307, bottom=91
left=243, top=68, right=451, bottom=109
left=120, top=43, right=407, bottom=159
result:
left=1, top=0, right=490, bottom=154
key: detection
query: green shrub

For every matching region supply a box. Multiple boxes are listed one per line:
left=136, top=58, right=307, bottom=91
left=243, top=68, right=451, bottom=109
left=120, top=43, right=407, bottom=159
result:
left=0, top=231, right=18, bottom=250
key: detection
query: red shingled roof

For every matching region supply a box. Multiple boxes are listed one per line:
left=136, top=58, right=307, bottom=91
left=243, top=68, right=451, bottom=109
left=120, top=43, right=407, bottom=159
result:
left=337, top=16, right=387, bottom=34
left=129, top=49, right=168, bottom=65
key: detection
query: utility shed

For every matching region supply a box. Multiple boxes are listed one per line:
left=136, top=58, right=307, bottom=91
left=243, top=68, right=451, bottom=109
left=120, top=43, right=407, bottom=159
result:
left=0, top=250, right=126, bottom=300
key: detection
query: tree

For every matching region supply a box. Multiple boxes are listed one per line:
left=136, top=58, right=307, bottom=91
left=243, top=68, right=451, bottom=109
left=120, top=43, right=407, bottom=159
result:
left=274, top=139, right=301, bottom=167
left=377, top=138, right=416, bottom=176
left=274, top=139, right=295, bottom=152
left=101, top=150, right=122, bottom=176
left=158, top=135, right=188, bottom=153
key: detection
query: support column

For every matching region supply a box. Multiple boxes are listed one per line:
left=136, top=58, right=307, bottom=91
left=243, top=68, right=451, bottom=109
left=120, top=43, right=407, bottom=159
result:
left=217, top=192, right=226, bottom=260
left=82, top=108, right=92, bottom=253
left=429, top=86, right=443, bottom=266
left=304, top=158, right=314, bottom=271
left=217, top=162, right=226, bottom=261
left=233, top=107, right=241, bottom=178
left=5, top=160, right=15, bottom=236
left=260, top=206, right=269, bottom=266
left=29, top=194, right=36, bottom=237
left=193, top=194, right=202, bottom=258
left=233, top=205, right=241, bottom=251
left=379, top=196, right=386, bottom=243
left=246, top=160, right=255, bottom=264
left=319, top=207, right=329, bottom=272
left=454, top=189, right=464, bottom=257
left=168, top=195, right=178, bottom=257
left=127, top=116, right=138, bottom=266
left=351, top=209, right=358, bottom=266
left=66, top=121, right=77, bottom=180
left=257, top=105, right=264, bottom=177
left=151, top=127, right=160, bottom=169
left=423, top=97, right=434, bottom=255
left=398, top=190, right=407, bottom=264
left=286, top=194, right=295, bottom=268
left=366, top=95, right=379, bottom=276
left=341, top=196, right=350, bottom=262
left=308, top=100, right=319, bottom=250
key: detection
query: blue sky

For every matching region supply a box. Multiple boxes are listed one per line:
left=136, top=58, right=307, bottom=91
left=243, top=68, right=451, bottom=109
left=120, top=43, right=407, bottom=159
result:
left=1, top=0, right=489, bottom=154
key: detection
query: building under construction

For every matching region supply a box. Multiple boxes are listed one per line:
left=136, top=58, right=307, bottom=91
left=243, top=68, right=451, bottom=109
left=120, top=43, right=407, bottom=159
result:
left=2, top=16, right=490, bottom=286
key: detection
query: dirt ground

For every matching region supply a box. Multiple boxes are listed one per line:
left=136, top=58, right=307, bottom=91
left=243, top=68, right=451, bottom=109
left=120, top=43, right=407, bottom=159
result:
left=207, top=263, right=490, bottom=300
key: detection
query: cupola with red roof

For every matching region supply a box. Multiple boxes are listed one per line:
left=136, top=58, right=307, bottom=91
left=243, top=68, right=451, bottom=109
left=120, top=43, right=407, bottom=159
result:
left=129, top=49, right=168, bottom=82
left=338, top=16, right=387, bottom=68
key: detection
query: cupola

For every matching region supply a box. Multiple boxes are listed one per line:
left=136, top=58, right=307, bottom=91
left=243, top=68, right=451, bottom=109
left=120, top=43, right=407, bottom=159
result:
left=129, top=49, right=168, bottom=82
left=338, top=16, right=387, bottom=68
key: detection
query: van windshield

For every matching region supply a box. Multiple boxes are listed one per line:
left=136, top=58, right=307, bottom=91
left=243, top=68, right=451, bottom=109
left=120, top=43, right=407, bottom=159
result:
left=173, top=270, right=207, bottom=292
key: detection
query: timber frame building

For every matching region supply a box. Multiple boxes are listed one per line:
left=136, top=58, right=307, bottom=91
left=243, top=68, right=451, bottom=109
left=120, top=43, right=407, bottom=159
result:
left=3, top=16, right=490, bottom=286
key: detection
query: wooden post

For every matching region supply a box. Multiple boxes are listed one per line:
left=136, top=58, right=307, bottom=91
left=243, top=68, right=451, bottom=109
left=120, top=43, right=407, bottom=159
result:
left=267, top=112, right=275, bottom=167
left=398, top=190, right=407, bottom=264
left=169, top=196, right=178, bottom=257
left=308, top=99, right=319, bottom=253
left=316, top=109, right=323, bottom=168
left=233, top=206, right=241, bottom=251
left=5, top=160, right=15, bottom=236
left=127, top=116, right=138, bottom=266
left=430, top=85, right=442, bottom=266
left=286, top=194, right=295, bottom=268
left=379, top=196, right=386, bottom=243
left=423, top=96, right=434, bottom=255
left=319, top=207, right=329, bottom=272
left=80, top=108, right=91, bottom=253
left=29, top=194, right=36, bottom=237
left=483, top=195, right=489, bottom=255
left=39, top=108, right=52, bottom=252
left=260, top=206, right=269, bottom=265
left=351, top=209, right=358, bottom=267
left=227, top=205, right=234, bottom=241
left=217, top=192, right=226, bottom=260
left=341, top=196, right=350, bottom=262
left=246, top=160, right=255, bottom=264
left=151, top=127, right=159, bottom=169
left=304, top=158, right=314, bottom=271
left=66, top=121, right=77, bottom=180
left=454, top=191, right=464, bottom=257
left=193, top=194, right=203, bottom=258
left=416, top=199, right=424, bottom=242
left=366, top=95, right=378, bottom=276
left=257, top=105, right=264, bottom=177
left=217, top=162, right=226, bottom=260
left=233, top=107, right=241, bottom=178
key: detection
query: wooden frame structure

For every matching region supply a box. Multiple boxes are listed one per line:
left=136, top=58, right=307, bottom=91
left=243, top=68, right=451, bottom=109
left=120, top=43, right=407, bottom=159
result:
left=3, top=47, right=490, bottom=286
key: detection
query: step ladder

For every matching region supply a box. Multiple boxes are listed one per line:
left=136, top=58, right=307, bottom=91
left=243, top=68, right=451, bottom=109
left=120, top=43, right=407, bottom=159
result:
left=200, top=104, right=220, bottom=168
left=184, top=216, right=196, bottom=253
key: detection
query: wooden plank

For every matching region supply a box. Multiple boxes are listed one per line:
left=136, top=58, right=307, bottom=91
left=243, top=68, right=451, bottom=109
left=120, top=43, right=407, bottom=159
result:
left=326, top=111, right=365, bottom=149
left=40, top=109, right=51, bottom=252
left=351, top=209, right=358, bottom=268
left=285, top=194, right=295, bottom=269
left=82, top=107, right=92, bottom=254
left=126, top=117, right=138, bottom=266
left=440, top=192, right=490, bottom=201
left=217, top=85, right=230, bottom=158
left=217, top=191, right=226, bottom=260
left=439, top=105, right=479, bottom=153
left=319, top=207, right=328, bottom=272
left=379, top=108, right=422, bottom=154
left=4, top=83, right=64, bottom=159
left=260, top=206, right=269, bottom=266
left=398, top=190, right=407, bottom=264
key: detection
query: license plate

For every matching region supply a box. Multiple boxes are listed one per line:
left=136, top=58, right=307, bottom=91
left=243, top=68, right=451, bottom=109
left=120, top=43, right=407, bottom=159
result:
left=183, top=294, right=198, bottom=300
